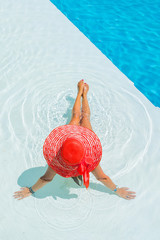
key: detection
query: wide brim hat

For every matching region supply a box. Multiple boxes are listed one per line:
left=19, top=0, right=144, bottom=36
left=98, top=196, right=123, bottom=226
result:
left=43, top=125, right=102, bottom=188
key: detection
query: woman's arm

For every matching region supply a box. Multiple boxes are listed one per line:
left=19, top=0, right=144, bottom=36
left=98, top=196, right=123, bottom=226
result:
left=92, top=164, right=136, bottom=200
left=13, top=166, right=56, bottom=200
left=32, top=166, right=56, bottom=192
left=31, top=178, right=51, bottom=192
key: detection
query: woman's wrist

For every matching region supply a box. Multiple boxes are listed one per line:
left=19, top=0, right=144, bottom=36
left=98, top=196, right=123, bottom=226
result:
left=112, top=185, right=119, bottom=193
left=28, top=187, right=35, bottom=194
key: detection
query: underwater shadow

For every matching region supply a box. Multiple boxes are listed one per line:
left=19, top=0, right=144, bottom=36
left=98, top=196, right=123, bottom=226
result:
left=17, top=165, right=115, bottom=199
left=17, top=165, right=79, bottom=200
left=89, top=182, right=116, bottom=196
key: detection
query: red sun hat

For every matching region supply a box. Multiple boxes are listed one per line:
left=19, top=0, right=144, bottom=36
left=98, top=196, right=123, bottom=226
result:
left=43, top=125, right=102, bottom=188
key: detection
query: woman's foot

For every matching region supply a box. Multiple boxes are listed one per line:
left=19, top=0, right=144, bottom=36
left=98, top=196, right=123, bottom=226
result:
left=77, top=79, right=84, bottom=96
left=83, top=83, right=89, bottom=97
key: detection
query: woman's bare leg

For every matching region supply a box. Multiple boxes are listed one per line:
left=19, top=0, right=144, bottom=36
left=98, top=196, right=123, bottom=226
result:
left=80, top=83, right=93, bottom=131
left=68, top=80, right=84, bottom=125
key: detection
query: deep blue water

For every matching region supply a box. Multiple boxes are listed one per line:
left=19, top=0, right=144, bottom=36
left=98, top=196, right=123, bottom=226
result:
left=51, top=0, right=160, bottom=107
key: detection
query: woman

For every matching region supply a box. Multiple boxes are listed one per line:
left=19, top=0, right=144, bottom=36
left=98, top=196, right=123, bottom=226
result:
left=13, top=80, right=136, bottom=200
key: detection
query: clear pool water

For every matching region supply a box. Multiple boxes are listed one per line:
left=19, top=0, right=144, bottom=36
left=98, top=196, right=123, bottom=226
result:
left=1, top=0, right=160, bottom=239
left=51, top=0, right=160, bottom=107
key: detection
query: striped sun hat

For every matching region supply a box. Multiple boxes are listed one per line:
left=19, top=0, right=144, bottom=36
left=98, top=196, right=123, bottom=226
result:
left=43, top=125, right=102, bottom=188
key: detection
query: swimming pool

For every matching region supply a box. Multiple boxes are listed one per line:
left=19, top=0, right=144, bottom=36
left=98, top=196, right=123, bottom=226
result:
left=51, top=0, right=160, bottom=107
left=1, top=0, right=160, bottom=239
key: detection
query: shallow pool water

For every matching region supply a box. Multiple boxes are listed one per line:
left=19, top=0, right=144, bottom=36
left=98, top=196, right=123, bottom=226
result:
left=1, top=0, right=160, bottom=240
left=51, top=0, right=160, bottom=107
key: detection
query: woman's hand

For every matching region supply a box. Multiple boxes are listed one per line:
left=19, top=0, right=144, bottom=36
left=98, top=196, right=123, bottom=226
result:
left=116, top=187, right=136, bottom=200
left=13, top=187, right=32, bottom=200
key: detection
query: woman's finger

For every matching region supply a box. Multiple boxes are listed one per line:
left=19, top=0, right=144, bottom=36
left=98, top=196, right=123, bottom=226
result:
left=13, top=193, right=24, bottom=198
left=128, top=196, right=135, bottom=199
left=14, top=195, right=21, bottom=199
left=130, top=194, right=136, bottom=197
left=14, top=191, right=22, bottom=194
left=125, top=196, right=130, bottom=200
left=126, top=195, right=133, bottom=199
left=128, top=193, right=136, bottom=196
left=13, top=194, right=21, bottom=198
left=130, top=196, right=136, bottom=199
left=13, top=193, right=20, bottom=196
left=18, top=195, right=24, bottom=200
left=13, top=195, right=19, bottom=199
left=127, top=191, right=136, bottom=194
left=126, top=194, right=136, bottom=199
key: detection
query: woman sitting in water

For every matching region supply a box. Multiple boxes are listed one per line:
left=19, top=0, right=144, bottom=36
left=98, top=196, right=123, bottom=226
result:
left=13, top=80, right=136, bottom=200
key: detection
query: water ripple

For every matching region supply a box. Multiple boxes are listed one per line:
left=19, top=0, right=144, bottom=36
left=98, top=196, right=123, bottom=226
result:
left=1, top=70, right=152, bottom=225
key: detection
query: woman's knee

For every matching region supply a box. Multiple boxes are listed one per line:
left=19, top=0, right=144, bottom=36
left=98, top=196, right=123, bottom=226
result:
left=81, top=112, right=90, bottom=120
left=80, top=117, right=92, bottom=131
left=69, top=112, right=81, bottom=125
left=72, top=111, right=81, bottom=119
